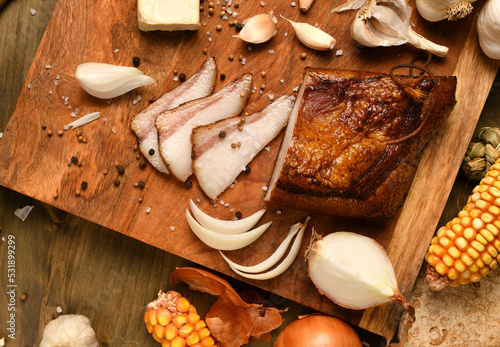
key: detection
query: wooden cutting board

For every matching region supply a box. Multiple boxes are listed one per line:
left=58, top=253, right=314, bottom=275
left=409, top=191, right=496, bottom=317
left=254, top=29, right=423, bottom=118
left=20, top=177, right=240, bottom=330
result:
left=1, top=0, right=498, bottom=342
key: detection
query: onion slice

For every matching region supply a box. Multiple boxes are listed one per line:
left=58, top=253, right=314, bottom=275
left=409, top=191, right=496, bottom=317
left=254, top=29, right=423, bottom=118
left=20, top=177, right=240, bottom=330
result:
left=224, top=217, right=310, bottom=280
left=186, top=209, right=271, bottom=250
left=189, top=199, right=266, bottom=235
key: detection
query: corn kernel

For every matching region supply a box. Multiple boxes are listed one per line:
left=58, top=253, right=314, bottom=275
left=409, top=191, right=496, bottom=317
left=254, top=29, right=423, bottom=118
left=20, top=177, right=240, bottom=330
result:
left=494, top=239, right=500, bottom=252
left=153, top=333, right=163, bottom=343
left=454, top=259, right=467, bottom=273
left=489, top=186, right=500, bottom=198
left=166, top=323, right=179, bottom=340
left=201, top=337, right=215, bottom=347
left=458, top=210, right=470, bottom=218
left=447, top=268, right=459, bottom=280
left=487, top=223, right=499, bottom=236
left=488, top=245, right=499, bottom=258
left=173, top=314, right=189, bottom=328
left=483, top=176, right=496, bottom=185
left=198, top=327, right=211, bottom=340
left=172, top=336, right=187, bottom=347
left=147, top=310, right=158, bottom=326
left=186, top=332, right=201, bottom=346
left=194, top=320, right=207, bottom=331
left=458, top=277, right=471, bottom=285
left=476, top=233, right=488, bottom=246
left=470, top=208, right=483, bottom=219
left=464, top=227, right=477, bottom=241
left=448, top=246, right=461, bottom=259
left=455, top=237, right=469, bottom=251
left=461, top=253, right=474, bottom=266
left=439, top=236, right=453, bottom=248
left=176, top=297, right=191, bottom=313
left=437, top=228, right=447, bottom=238
left=467, top=246, right=480, bottom=259
left=451, top=224, right=464, bottom=235
left=179, top=323, right=195, bottom=338
left=471, top=240, right=486, bottom=253
left=154, top=325, right=166, bottom=340
left=480, top=267, right=491, bottom=276
left=476, top=199, right=489, bottom=210
left=446, top=229, right=457, bottom=241
left=481, top=212, right=495, bottom=224
left=146, top=323, right=154, bottom=334
left=432, top=244, right=447, bottom=257
left=489, top=205, right=500, bottom=216
left=162, top=340, right=172, bottom=347
left=188, top=305, right=197, bottom=315
left=461, top=270, right=471, bottom=279
left=188, top=313, right=200, bottom=325
left=472, top=218, right=485, bottom=231
left=442, top=254, right=455, bottom=267
left=469, top=264, right=480, bottom=273
left=158, top=308, right=173, bottom=326
left=481, top=252, right=493, bottom=265
left=490, top=259, right=499, bottom=269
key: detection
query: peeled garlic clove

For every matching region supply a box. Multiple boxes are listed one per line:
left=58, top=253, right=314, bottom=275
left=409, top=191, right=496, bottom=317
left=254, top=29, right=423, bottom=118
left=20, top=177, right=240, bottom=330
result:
left=189, top=199, right=266, bottom=235
left=186, top=209, right=272, bottom=250
left=477, top=0, right=500, bottom=60
left=300, top=0, right=315, bottom=11
left=233, top=13, right=278, bottom=44
left=416, top=0, right=476, bottom=22
left=282, top=16, right=336, bottom=51
left=307, top=230, right=413, bottom=313
left=351, top=0, right=449, bottom=56
left=40, top=314, right=99, bottom=347
left=76, top=62, right=155, bottom=99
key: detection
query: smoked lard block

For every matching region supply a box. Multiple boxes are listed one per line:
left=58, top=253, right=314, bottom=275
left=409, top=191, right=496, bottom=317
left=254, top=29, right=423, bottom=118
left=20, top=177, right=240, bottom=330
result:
left=265, top=68, right=457, bottom=217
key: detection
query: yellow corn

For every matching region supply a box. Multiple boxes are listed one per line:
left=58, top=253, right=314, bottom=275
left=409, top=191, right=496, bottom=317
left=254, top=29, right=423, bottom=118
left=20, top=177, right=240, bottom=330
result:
left=426, top=159, right=500, bottom=290
left=144, top=290, right=220, bottom=347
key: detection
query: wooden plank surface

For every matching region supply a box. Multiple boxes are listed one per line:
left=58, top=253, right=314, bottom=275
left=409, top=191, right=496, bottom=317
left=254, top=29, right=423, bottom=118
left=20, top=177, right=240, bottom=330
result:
left=0, top=0, right=498, bottom=342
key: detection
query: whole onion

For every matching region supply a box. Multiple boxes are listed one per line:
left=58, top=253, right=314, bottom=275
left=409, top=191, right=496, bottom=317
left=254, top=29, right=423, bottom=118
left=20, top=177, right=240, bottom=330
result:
left=275, top=314, right=362, bottom=347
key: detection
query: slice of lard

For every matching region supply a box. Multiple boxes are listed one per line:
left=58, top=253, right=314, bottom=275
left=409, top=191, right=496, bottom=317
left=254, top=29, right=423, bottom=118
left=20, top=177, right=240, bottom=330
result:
left=131, top=57, right=217, bottom=174
left=192, top=94, right=296, bottom=201
left=157, top=74, right=252, bottom=182
left=137, top=0, right=201, bottom=31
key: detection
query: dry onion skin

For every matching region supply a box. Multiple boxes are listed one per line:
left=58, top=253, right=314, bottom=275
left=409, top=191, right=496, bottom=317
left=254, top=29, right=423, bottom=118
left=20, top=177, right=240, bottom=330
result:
left=306, top=230, right=415, bottom=318
left=171, top=267, right=285, bottom=347
left=275, top=314, right=363, bottom=347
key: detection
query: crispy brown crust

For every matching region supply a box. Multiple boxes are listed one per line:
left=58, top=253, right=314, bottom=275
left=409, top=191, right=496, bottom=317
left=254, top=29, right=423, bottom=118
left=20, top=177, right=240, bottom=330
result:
left=266, top=68, right=457, bottom=218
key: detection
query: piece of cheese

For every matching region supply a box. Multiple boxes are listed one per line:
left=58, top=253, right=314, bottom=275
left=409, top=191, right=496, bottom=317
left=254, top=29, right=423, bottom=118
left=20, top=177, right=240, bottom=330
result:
left=137, top=0, right=200, bottom=32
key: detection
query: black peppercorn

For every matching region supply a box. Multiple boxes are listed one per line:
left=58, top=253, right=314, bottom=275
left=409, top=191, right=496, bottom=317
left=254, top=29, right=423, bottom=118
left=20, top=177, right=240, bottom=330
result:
left=139, top=159, right=147, bottom=169
left=149, top=148, right=155, bottom=156
left=137, top=180, right=145, bottom=189
left=81, top=181, right=88, bottom=190
left=179, top=73, right=186, bottom=82
left=244, top=165, right=251, bottom=173
left=235, top=23, right=243, bottom=31
left=114, top=179, right=120, bottom=187
left=220, top=73, right=226, bottom=81
left=219, top=130, right=226, bottom=138
left=185, top=180, right=193, bottom=189
left=117, top=165, right=125, bottom=175
left=132, top=56, right=140, bottom=67
left=235, top=211, right=242, bottom=219
left=71, top=156, right=78, bottom=164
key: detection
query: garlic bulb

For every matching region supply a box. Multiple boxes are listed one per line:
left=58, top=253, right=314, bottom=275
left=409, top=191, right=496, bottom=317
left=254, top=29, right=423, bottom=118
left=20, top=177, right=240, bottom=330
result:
left=336, top=0, right=449, bottom=56
left=477, top=0, right=500, bottom=60
left=40, top=314, right=99, bottom=347
left=306, top=230, right=413, bottom=313
left=281, top=16, right=336, bottom=51
left=416, top=0, right=476, bottom=22
left=233, top=13, right=278, bottom=44
left=76, top=62, right=155, bottom=99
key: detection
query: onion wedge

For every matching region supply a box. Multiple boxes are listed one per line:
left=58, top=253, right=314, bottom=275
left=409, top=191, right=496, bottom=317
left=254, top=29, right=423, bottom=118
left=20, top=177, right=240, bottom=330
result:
left=189, top=200, right=265, bottom=235
left=131, top=57, right=217, bottom=174
left=225, top=217, right=310, bottom=280
left=192, top=94, right=295, bottom=200
left=157, top=74, right=252, bottom=182
left=186, top=209, right=271, bottom=250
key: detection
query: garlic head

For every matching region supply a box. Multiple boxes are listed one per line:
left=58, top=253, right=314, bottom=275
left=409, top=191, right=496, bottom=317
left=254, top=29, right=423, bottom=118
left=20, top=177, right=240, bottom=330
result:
left=416, top=0, right=476, bottom=22
left=39, top=314, right=99, bottom=347
left=350, top=0, right=449, bottom=56
left=477, top=0, right=500, bottom=60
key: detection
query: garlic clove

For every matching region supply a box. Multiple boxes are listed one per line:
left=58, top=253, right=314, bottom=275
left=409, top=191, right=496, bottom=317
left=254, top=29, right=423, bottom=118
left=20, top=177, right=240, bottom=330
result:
left=76, top=62, right=155, bottom=99
left=307, top=230, right=413, bottom=313
left=233, top=13, right=278, bottom=44
left=300, top=0, right=315, bottom=11
left=186, top=209, right=272, bottom=250
left=40, top=314, right=99, bottom=347
left=226, top=217, right=310, bottom=280
left=477, top=0, right=500, bottom=60
left=281, top=16, right=336, bottom=51
left=189, top=199, right=266, bottom=235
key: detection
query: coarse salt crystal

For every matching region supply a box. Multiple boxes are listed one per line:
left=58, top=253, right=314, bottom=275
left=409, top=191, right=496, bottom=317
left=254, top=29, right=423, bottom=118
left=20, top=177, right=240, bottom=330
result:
left=336, top=49, right=344, bottom=56
left=224, top=203, right=230, bottom=207
left=146, top=207, right=151, bottom=213
left=173, top=76, right=179, bottom=81
left=315, top=23, right=319, bottom=27
left=27, top=83, right=32, bottom=89
left=137, top=95, right=142, bottom=101
left=170, top=226, right=175, bottom=231
left=262, top=186, right=268, bottom=191
left=241, top=57, right=246, bottom=65
left=276, top=210, right=282, bottom=215
left=68, top=106, right=71, bottom=109
left=56, top=75, right=61, bottom=80
left=232, top=12, right=238, bottom=17
left=112, top=129, right=116, bottom=134
left=265, top=146, right=270, bottom=151
left=133, top=100, right=138, bottom=105
left=261, top=1, right=265, bottom=6
left=220, top=200, right=225, bottom=205
left=54, top=80, right=58, bottom=85
left=208, top=38, right=212, bottom=42
left=64, top=125, right=69, bottom=130
left=222, top=15, right=228, bottom=20
left=103, top=117, right=108, bottom=121
left=75, top=107, right=80, bottom=114
left=15, top=205, right=34, bottom=221
left=226, top=8, right=232, bottom=14
left=56, top=306, right=63, bottom=313
left=107, top=99, right=113, bottom=105
left=45, top=64, right=51, bottom=69
left=70, top=113, right=76, bottom=118
left=280, top=79, right=284, bottom=83
left=284, top=32, right=288, bottom=37
left=293, top=86, right=299, bottom=92
left=49, top=90, right=53, bottom=95
left=1, top=237, right=4, bottom=242
left=114, top=48, right=120, bottom=53
left=268, top=50, right=275, bottom=54
left=291, top=2, right=296, bottom=6
left=196, top=197, right=201, bottom=203
left=29, top=8, right=36, bottom=15
left=0, top=132, right=3, bottom=139
left=268, top=93, right=274, bottom=100
left=229, top=208, right=235, bottom=212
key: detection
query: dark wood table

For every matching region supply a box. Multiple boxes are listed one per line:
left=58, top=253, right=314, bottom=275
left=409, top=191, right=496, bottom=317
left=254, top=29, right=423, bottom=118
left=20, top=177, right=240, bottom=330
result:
left=1, top=0, right=499, bottom=346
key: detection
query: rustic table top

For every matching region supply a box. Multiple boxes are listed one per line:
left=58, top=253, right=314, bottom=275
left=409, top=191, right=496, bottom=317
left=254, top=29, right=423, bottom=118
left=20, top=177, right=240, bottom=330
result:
left=1, top=0, right=499, bottom=346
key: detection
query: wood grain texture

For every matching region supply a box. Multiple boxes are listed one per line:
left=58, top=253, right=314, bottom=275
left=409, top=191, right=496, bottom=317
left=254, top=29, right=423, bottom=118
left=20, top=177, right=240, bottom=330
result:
left=0, top=0, right=498, bottom=342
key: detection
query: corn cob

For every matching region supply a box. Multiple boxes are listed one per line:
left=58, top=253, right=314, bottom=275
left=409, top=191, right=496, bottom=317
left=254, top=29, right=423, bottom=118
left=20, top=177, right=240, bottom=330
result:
left=144, top=290, right=219, bottom=347
left=426, top=158, right=500, bottom=291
